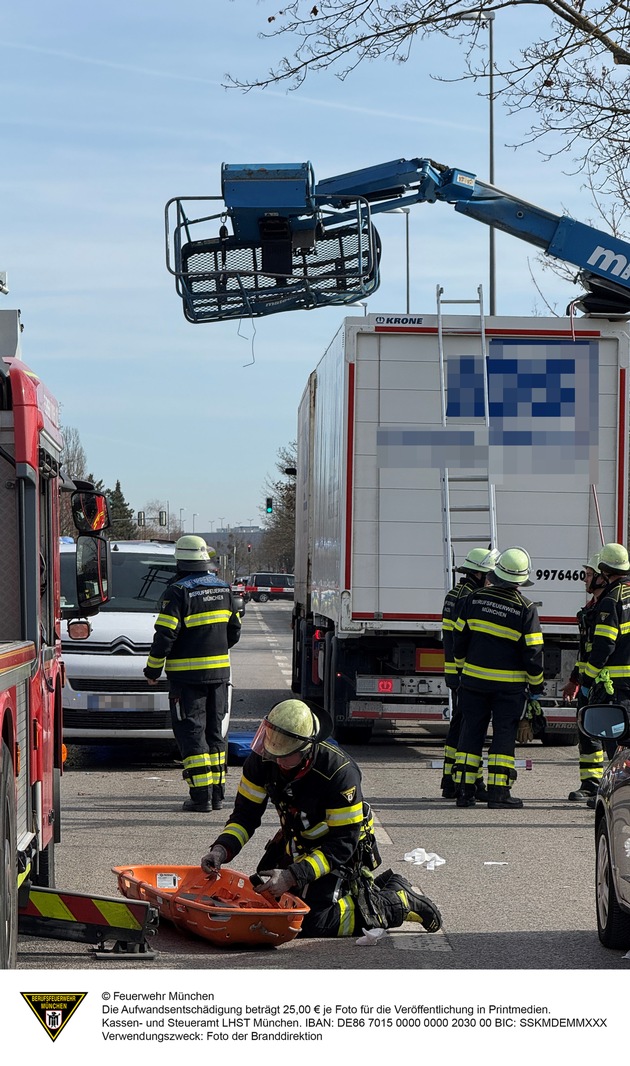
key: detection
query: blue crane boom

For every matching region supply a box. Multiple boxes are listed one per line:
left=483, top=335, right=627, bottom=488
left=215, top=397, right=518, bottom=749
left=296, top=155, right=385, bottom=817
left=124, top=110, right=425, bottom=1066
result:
left=164, top=157, right=630, bottom=323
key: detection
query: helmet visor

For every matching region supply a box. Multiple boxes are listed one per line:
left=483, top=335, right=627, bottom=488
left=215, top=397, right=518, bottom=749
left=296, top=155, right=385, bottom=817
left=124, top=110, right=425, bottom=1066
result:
left=251, top=718, right=313, bottom=767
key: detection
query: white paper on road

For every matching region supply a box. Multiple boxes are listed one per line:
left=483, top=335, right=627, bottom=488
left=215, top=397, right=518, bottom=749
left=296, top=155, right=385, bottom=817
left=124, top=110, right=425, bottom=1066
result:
left=403, top=848, right=446, bottom=870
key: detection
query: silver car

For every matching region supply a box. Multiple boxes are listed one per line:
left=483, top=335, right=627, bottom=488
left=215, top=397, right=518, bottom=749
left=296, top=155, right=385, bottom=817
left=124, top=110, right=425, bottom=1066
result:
left=60, top=541, right=234, bottom=743
left=579, top=702, right=630, bottom=949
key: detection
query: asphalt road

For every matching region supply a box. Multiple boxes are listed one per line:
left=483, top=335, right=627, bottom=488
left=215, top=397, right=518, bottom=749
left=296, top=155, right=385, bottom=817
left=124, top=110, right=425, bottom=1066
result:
left=15, top=602, right=629, bottom=973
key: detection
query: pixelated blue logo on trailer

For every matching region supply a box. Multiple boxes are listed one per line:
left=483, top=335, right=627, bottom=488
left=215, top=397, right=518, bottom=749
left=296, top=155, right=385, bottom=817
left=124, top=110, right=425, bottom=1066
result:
left=376, top=339, right=599, bottom=479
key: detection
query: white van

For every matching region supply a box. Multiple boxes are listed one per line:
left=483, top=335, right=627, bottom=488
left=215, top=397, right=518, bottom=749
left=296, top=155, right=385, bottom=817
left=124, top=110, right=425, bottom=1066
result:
left=60, top=540, right=232, bottom=743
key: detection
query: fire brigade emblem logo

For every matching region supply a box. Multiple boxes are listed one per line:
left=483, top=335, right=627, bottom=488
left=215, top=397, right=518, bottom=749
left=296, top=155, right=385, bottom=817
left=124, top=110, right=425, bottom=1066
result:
left=341, top=787, right=357, bottom=802
left=21, top=993, right=87, bottom=1042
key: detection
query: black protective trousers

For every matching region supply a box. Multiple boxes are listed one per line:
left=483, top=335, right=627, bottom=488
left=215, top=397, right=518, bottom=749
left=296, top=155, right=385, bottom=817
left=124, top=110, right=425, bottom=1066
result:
left=283, top=873, right=404, bottom=939
left=454, top=685, right=526, bottom=792
left=442, top=687, right=481, bottom=786
left=168, top=680, right=229, bottom=802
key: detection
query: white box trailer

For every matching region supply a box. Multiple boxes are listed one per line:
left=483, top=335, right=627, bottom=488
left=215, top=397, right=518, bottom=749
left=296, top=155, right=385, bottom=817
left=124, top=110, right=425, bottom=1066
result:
left=291, top=310, right=629, bottom=745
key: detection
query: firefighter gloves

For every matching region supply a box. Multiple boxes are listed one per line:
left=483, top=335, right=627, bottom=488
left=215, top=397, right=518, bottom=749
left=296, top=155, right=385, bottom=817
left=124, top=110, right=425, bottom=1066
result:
left=200, top=844, right=228, bottom=876
left=255, top=868, right=297, bottom=898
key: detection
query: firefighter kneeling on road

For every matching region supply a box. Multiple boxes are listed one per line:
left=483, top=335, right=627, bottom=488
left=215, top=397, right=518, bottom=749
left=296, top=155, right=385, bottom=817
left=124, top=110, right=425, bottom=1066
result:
left=200, top=700, right=442, bottom=939
left=451, top=546, right=544, bottom=810
left=144, top=535, right=241, bottom=813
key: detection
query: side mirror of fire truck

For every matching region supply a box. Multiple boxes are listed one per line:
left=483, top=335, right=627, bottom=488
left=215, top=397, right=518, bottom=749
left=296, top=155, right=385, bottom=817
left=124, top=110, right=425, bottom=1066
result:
left=74, top=534, right=111, bottom=617
left=70, top=490, right=111, bottom=533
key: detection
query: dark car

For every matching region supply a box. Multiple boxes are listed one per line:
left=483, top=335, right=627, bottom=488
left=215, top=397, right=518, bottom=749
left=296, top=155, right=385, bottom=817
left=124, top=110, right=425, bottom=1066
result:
left=245, top=573, right=294, bottom=603
left=231, top=579, right=248, bottom=602
left=231, top=585, right=246, bottom=615
left=578, top=702, right=630, bottom=949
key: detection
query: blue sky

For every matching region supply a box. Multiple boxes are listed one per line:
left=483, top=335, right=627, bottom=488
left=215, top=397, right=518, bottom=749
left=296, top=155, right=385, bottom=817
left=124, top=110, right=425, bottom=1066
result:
left=0, top=2, right=602, bottom=535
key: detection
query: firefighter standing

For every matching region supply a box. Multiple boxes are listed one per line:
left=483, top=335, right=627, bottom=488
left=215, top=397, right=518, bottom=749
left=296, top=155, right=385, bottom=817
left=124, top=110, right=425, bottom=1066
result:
left=579, top=542, right=630, bottom=773
left=440, top=546, right=500, bottom=799
left=452, top=547, right=544, bottom=810
left=200, top=700, right=442, bottom=939
left=562, top=553, right=608, bottom=801
left=144, top=535, right=241, bottom=812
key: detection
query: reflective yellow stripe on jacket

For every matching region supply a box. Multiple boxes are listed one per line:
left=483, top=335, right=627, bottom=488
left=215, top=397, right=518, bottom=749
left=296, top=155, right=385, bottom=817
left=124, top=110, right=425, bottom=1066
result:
left=461, top=663, right=542, bottom=685
left=165, top=654, right=231, bottom=672
left=467, top=619, right=522, bottom=641
left=327, top=801, right=364, bottom=829
left=583, top=662, right=630, bottom=680
left=184, top=610, right=233, bottom=627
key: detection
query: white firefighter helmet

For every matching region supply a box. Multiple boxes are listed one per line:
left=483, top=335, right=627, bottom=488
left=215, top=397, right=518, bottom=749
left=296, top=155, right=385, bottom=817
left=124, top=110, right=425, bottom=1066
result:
left=493, top=546, right=533, bottom=587
left=457, top=547, right=500, bottom=574
left=598, top=543, right=630, bottom=573
left=251, top=700, right=320, bottom=768
left=174, top=535, right=215, bottom=571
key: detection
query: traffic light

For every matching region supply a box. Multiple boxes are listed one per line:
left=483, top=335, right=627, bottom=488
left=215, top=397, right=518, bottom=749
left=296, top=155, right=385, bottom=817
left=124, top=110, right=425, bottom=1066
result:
left=137, top=511, right=146, bottom=526
left=266, top=497, right=273, bottom=513
left=159, top=510, right=167, bottom=527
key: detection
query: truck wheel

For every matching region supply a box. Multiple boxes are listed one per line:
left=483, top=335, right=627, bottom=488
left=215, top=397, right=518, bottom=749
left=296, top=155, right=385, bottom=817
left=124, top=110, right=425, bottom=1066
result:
left=258, top=593, right=269, bottom=603
left=0, top=740, right=18, bottom=969
left=541, top=730, right=578, bottom=747
left=596, top=818, right=630, bottom=948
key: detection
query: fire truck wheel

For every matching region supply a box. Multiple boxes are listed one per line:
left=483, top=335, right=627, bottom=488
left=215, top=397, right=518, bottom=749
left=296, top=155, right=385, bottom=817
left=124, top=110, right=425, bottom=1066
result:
left=0, top=740, right=18, bottom=968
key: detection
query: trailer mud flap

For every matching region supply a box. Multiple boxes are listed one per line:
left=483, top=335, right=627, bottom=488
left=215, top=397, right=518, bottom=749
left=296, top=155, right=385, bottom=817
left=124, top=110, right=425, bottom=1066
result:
left=18, top=885, right=159, bottom=959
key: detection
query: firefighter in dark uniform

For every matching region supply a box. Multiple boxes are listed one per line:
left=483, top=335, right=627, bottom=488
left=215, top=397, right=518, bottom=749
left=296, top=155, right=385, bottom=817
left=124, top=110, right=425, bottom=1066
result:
left=200, top=700, right=442, bottom=939
left=562, top=553, right=608, bottom=801
left=452, top=546, right=544, bottom=810
left=440, top=546, right=499, bottom=799
left=144, top=535, right=241, bottom=812
left=579, top=542, right=630, bottom=789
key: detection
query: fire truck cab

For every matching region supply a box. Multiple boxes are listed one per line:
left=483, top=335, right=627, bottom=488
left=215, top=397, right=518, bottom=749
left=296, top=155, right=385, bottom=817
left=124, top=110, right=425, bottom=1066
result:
left=1, top=306, right=114, bottom=967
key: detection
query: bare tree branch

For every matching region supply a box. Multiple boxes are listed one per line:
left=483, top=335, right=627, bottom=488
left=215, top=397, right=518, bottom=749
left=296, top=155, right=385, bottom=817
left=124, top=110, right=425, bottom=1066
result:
left=226, top=1, right=630, bottom=214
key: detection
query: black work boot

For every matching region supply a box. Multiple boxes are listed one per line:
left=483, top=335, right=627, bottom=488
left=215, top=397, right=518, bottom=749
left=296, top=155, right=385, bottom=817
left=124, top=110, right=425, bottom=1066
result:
left=487, top=786, right=523, bottom=809
left=211, top=786, right=224, bottom=811
left=384, top=874, right=442, bottom=932
left=475, top=780, right=490, bottom=803
left=568, top=781, right=598, bottom=801
left=456, top=784, right=477, bottom=808
left=182, top=788, right=211, bottom=812
left=440, top=774, right=457, bottom=799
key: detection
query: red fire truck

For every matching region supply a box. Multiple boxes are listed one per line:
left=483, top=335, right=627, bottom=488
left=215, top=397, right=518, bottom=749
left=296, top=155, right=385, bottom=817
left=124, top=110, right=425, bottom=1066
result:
left=1, top=306, right=156, bottom=968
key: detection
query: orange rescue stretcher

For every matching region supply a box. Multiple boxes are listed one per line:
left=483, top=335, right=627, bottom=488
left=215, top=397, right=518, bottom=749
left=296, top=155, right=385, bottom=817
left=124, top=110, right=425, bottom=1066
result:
left=112, top=864, right=309, bottom=948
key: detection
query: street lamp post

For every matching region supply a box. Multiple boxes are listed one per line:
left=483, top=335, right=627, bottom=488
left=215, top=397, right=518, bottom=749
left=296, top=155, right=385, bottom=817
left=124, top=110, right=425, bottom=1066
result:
left=460, top=11, right=496, bottom=314
left=487, top=11, right=496, bottom=316
left=207, top=520, right=214, bottom=532
left=383, top=207, right=410, bottom=313
left=193, top=513, right=198, bottom=532
left=179, top=507, right=185, bottom=531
